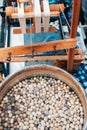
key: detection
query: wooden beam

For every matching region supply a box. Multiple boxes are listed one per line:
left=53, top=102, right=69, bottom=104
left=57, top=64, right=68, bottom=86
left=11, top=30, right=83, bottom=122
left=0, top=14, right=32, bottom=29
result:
left=6, top=6, right=33, bottom=16
left=13, top=27, right=56, bottom=34
left=6, top=4, right=64, bottom=17
left=11, top=11, right=60, bottom=19
left=0, top=38, right=76, bottom=58
left=67, top=0, right=81, bottom=72
left=41, top=4, right=64, bottom=12
left=0, top=54, right=84, bottom=63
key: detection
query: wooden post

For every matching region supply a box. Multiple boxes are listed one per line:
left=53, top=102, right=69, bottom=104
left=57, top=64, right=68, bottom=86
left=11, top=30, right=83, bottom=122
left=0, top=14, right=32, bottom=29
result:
left=67, top=0, right=81, bottom=72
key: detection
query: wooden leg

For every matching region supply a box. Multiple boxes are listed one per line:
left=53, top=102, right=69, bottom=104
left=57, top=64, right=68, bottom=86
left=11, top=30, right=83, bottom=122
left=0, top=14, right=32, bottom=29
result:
left=67, top=48, right=75, bottom=71
left=67, top=0, right=81, bottom=72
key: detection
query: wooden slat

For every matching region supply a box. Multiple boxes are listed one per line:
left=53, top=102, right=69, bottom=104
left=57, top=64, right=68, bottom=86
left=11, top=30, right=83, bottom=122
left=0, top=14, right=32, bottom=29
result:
left=11, top=11, right=60, bottom=19
left=6, top=4, right=64, bottom=17
left=6, top=6, right=33, bottom=16
left=0, top=38, right=76, bottom=58
left=0, top=54, right=84, bottom=63
left=13, top=27, right=56, bottom=34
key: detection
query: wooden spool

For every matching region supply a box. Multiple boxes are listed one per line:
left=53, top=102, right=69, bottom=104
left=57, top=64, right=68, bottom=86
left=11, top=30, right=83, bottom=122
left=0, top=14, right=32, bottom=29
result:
left=0, top=65, right=87, bottom=129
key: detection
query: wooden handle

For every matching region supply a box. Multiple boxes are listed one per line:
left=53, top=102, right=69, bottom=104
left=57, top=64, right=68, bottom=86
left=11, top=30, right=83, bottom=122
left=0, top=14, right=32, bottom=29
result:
left=6, top=4, right=64, bottom=17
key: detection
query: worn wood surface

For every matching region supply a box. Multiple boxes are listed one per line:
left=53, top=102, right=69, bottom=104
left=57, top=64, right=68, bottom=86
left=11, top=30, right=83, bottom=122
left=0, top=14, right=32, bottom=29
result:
left=11, top=11, right=60, bottom=19
left=0, top=38, right=76, bottom=58
left=0, top=54, right=84, bottom=63
left=67, top=0, right=81, bottom=71
left=0, top=48, right=84, bottom=63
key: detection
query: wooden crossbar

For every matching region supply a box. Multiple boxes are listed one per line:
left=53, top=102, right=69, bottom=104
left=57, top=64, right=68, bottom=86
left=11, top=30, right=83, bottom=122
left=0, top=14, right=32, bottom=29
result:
left=13, top=27, right=56, bottom=34
left=0, top=54, right=84, bottom=63
left=11, top=11, right=60, bottom=19
left=6, top=4, right=64, bottom=17
left=0, top=38, right=76, bottom=58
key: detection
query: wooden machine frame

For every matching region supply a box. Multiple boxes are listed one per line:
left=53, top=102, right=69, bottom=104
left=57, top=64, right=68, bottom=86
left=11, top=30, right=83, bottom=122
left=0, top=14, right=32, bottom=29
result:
left=0, top=0, right=84, bottom=81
